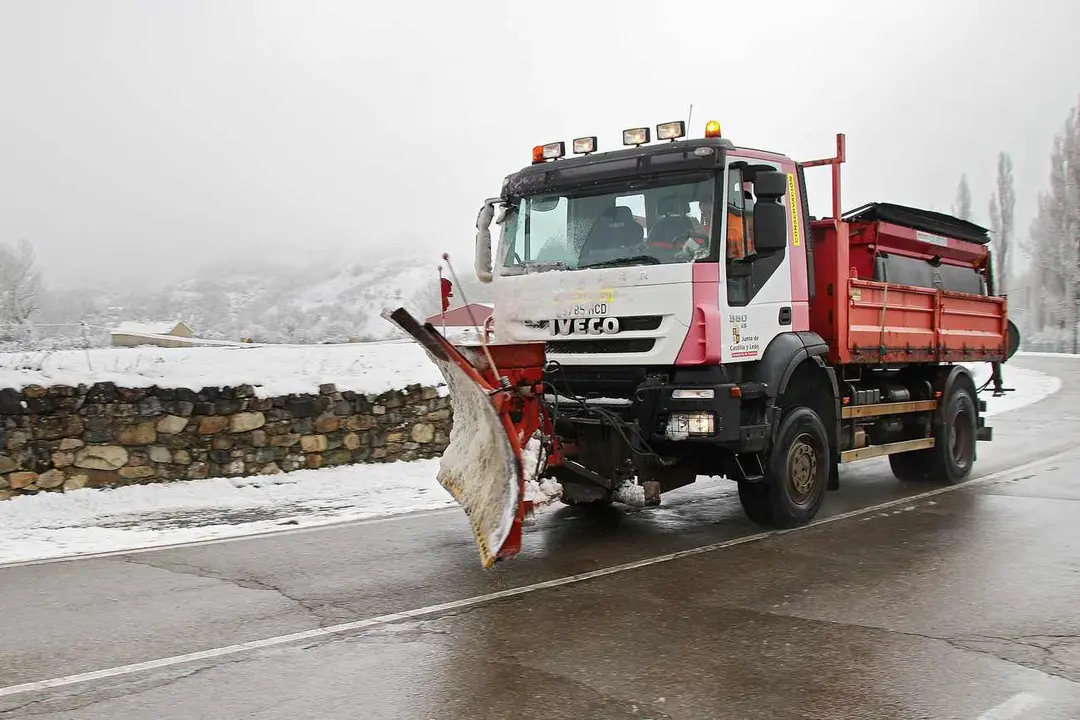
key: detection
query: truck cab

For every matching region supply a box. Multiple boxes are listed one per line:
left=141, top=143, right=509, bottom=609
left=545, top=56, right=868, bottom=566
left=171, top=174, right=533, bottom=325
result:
left=478, top=122, right=805, bottom=372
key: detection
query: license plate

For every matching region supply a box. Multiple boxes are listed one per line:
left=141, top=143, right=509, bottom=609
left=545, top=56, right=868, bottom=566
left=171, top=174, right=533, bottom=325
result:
left=565, top=302, right=609, bottom=317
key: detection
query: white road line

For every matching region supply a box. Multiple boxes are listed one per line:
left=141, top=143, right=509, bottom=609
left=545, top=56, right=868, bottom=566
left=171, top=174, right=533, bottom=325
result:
left=0, top=450, right=1071, bottom=701
left=977, top=692, right=1046, bottom=719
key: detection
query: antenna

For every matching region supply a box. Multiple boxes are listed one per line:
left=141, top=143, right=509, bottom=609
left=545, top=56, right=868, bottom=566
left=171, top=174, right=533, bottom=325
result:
left=686, top=103, right=694, bottom=132
left=441, top=253, right=503, bottom=385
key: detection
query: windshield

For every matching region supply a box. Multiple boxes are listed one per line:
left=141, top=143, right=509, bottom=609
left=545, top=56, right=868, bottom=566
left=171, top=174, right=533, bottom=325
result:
left=498, top=174, right=717, bottom=273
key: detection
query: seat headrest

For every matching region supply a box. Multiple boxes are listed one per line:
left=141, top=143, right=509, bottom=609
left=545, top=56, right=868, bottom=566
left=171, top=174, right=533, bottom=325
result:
left=657, top=195, right=689, bottom=216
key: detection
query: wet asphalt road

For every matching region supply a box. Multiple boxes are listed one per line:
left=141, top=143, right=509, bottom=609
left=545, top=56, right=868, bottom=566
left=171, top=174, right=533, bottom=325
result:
left=1, top=354, right=1079, bottom=719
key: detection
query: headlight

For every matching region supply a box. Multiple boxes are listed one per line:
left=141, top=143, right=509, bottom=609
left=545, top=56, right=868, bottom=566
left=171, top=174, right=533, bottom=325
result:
left=665, top=412, right=716, bottom=440
left=573, top=136, right=597, bottom=154
left=542, top=141, right=565, bottom=159
left=622, top=127, right=651, bottom=146
left=656, top=121, right=686, bottom=140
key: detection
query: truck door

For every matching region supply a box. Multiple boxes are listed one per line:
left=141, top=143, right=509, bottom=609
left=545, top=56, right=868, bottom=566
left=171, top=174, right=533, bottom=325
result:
left=720, top=159, right=799, bottom=364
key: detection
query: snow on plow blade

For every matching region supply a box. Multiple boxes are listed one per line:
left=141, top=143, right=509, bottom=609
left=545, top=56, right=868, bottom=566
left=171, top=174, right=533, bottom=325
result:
left=383, top=308, right=547, bottom=568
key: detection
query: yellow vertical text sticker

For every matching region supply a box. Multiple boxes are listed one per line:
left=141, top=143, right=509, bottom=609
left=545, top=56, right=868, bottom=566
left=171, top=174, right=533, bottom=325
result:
left=787, top=172, right=801, bottom=247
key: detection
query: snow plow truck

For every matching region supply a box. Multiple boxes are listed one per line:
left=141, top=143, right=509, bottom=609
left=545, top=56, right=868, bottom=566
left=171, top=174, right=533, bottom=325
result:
left=386, top=122, right=1021, bottom=568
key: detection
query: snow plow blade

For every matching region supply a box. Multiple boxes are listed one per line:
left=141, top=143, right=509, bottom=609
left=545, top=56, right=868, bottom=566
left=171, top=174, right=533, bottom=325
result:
left=383, top=308, right=548, bottom=568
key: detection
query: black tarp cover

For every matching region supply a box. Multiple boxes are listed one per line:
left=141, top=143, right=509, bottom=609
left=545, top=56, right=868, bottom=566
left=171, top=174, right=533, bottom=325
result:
left=843, top=202, right=991, bottom=245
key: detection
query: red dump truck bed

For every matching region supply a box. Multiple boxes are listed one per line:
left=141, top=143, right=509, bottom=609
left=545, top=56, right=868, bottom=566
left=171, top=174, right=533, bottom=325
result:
left=808, top=202, right=1009, bottom=366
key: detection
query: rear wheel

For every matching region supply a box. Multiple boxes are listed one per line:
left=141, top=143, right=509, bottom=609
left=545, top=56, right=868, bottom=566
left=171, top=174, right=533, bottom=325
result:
left=889, top=378, right=977, bottom=485
left=738, top=407, right=831, bottom=528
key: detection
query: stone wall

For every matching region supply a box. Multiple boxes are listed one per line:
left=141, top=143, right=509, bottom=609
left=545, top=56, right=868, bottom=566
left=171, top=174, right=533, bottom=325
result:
left=0, top=381, right=451, bottom=500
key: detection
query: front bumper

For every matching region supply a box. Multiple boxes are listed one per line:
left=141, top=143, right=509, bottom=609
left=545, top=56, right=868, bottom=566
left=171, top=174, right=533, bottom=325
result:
left=542, top=361, right=776, bottom=458
left=632, top=379, right=770, bottom=452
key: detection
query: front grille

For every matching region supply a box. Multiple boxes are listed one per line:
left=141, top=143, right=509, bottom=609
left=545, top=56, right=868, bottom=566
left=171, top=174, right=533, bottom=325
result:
left=547, top=339, right=656, bottom=354
left=545, top=365, right=645, bottom=400
left=524, top=315, right=663, bottom=332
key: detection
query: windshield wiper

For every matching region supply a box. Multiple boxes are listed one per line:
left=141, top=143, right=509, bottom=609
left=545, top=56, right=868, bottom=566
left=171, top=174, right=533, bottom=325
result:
left=578, top=255, right=662, bottom=270
left=525, top=260, right=569, bottom=271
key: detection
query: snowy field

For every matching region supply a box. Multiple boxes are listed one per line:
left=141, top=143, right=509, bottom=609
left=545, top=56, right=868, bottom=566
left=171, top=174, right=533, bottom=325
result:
left=0, top=340, right=444, bottom=397
left=0, top=357, right=1063, bottom=565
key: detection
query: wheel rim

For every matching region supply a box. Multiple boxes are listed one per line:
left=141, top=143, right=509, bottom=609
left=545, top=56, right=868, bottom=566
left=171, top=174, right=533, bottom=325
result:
left=949, top=406, right=974, bottom=470
left=787, top=433, right=820, bottom=506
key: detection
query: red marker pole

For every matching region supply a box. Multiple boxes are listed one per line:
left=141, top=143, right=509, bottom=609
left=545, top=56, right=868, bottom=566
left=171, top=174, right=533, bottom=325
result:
left=438, top=265, right=448, bottom=336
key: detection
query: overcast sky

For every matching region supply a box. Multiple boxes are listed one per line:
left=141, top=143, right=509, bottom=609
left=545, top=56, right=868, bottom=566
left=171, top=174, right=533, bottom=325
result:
left=2, top=0, right=1078, bottom=287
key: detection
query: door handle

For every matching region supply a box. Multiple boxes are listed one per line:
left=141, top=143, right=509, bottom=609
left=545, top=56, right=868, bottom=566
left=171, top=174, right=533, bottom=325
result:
left=779, top=307, right=792, bottom=325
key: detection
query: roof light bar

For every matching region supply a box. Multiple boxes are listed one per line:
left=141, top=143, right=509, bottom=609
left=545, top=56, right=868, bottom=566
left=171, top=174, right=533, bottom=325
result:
left=622, top=127, right=650, bottom=147
left=657, top=121, right=686, bottom=141
left=573, top=136, right=597, bottom=155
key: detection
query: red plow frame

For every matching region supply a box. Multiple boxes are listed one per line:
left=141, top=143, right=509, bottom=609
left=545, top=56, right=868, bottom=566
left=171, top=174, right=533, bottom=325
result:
left=385, top=308, right=552, bottom=567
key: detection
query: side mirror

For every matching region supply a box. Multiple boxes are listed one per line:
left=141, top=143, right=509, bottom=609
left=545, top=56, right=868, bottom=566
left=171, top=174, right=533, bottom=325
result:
left=751, top=170, right=789, bottom=253
left=474, top=197, right=500, bottom=284
left=753, top=199, right=787, bottom=252
left=753, top=170, right=788, bottom=199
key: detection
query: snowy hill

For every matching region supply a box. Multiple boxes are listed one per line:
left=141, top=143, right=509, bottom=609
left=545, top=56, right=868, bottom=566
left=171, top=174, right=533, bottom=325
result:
left=37, top=251, right=492, bottom=346
left=290, top=258, right=444, bottom=341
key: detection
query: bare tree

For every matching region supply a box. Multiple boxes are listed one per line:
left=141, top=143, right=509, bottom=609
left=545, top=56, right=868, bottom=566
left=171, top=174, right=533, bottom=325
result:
left=989, top=193, right=1002, bottom=288
left=1063, top=105, right=1080, bottom=350
left=1025, top=119, right=1079, bottom=342
left=953, top=174, right=972, bottom=221
left=1024, top=193, right=1050, bottom=330
left=0, top=239, right=43, bottom=326
left=995, top=153, right=1015, bottom=295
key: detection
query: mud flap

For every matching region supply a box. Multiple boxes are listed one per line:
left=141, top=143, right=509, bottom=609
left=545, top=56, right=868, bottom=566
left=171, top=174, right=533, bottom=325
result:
left=384, top=308, right=547, bottom=568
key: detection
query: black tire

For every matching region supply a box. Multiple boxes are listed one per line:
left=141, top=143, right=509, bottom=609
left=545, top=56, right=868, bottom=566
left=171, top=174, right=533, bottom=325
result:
left=888, top=450, right=930, bottom=483
left=888, top=379, right=977, bottom=485
left=737, top=480, right=773, bottom=526
left=738, top=407, right=831, bottom=528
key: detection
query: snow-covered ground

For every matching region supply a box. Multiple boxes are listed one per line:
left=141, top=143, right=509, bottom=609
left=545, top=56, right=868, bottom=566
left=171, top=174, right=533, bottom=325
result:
left=968, top=358, right=1062, bottom=416
left=0, top=340, right=443, bottom=397
left=0, top=358, right=1064, bottom=565
left=0, top=461, right=453, bottom=565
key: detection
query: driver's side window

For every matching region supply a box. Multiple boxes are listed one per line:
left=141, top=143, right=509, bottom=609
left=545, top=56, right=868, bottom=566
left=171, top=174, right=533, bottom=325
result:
left=726, top=167, right=751, bottom=305
left=726, top=170, right=753, bottom=261
left=726, top=160, right=786, bottom=307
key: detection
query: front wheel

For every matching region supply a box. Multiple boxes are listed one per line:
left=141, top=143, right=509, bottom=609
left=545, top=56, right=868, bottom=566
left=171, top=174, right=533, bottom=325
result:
left=738, top=407, right=831, bottom=528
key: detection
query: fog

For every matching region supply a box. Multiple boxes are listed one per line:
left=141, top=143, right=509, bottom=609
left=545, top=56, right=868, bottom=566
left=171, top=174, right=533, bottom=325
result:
left=2, top=0, right=1078, bottom=287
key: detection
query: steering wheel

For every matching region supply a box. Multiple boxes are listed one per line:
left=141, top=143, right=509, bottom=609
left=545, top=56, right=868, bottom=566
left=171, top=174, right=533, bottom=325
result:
left=671, top=231, right=709, bottom=262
